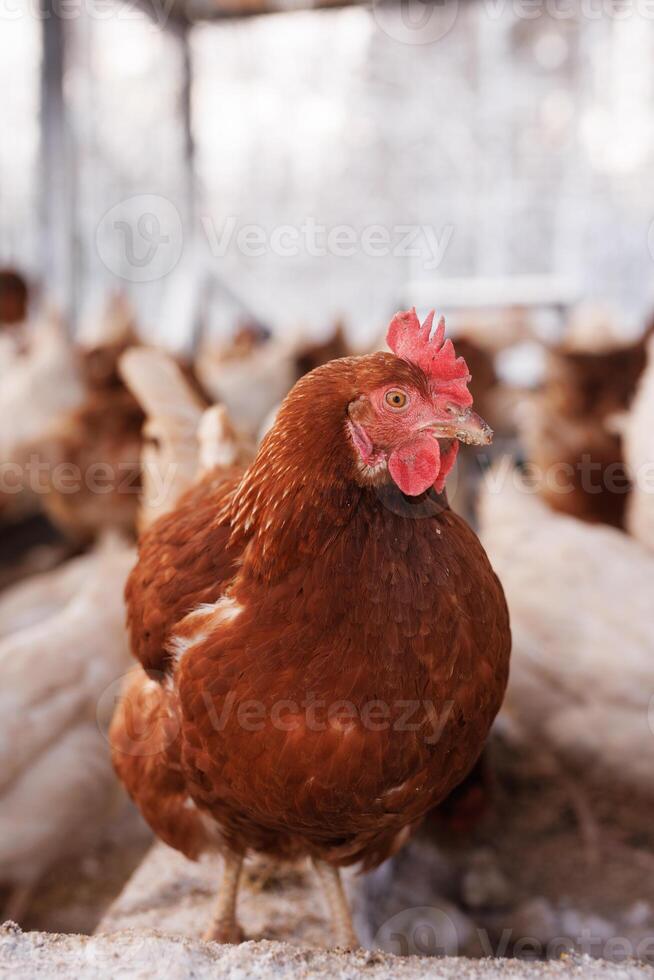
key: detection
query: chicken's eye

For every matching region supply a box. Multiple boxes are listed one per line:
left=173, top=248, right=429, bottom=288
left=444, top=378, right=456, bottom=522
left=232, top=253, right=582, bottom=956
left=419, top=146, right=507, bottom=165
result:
left=385, top=389, right=408, bottom=410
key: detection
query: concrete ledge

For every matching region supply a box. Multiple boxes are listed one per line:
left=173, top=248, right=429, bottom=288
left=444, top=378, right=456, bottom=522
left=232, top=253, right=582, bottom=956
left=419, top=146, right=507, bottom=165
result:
left=96, top=841, right=339, bottom=947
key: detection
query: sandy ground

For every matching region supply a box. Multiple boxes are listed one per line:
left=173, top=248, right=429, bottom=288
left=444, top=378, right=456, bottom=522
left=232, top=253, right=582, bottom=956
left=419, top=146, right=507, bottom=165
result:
left=2, top=925, right=654, bottom=980
left=6, top=804, right=152, bottom=936
left=360, top=724, right=654, bottom=964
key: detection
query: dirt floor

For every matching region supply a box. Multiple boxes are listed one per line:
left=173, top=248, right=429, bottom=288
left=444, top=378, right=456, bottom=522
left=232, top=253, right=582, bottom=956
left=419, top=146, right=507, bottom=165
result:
left=360, top=722, right=654, bottom=964
left=2, top=926, right=653, bottom=979
left=11, top=804, right=152, bottom=937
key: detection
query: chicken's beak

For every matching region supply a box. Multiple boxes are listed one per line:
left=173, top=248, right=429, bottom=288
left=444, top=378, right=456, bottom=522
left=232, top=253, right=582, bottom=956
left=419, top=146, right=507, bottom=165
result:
left=422, top=410, right=493, bottom=447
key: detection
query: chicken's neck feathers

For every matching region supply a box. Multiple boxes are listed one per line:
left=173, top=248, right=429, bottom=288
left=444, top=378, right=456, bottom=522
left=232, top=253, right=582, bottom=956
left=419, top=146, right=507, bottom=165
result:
left=216, top=354, right=454, bottom=582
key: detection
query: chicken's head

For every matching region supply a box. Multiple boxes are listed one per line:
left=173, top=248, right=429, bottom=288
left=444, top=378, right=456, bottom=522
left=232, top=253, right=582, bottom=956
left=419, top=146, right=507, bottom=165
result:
left=347, top=308, right=492, bottom=496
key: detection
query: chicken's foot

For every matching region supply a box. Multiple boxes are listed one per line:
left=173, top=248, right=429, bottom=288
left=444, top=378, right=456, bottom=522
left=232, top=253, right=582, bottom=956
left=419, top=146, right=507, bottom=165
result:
left=313, top=858, right=359, bottom=949
left=203, top=851, right=244, bottom=943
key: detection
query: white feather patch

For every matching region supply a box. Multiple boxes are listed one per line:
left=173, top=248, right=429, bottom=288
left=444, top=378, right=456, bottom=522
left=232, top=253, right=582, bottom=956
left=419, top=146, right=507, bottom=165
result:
left=168, top=596, right=243, bottom=664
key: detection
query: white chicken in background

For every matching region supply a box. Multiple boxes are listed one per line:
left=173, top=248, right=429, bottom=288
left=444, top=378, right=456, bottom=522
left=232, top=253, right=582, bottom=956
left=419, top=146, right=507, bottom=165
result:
left=194, top=315, right=354, bottom=442
left=0, top=293, right=137, bottom=474
left=0, top=313, right=85, bottom=525
left=0, top=535, right=135, bottom=923
left=76, top=292, right=136, bottom=352
left=0, top=312, right=84, bottom=459
left=1, top=295, right=146, bottom=543
left=479, top=473, right=654, bottom=791
left=36, top=295, right=145, bottom=543
left=194, top=323, right=298, bottom=437
left=0, top=328, right=23, bottom=376
left=0, top=552, right=92, bottom=640
left=624, top=334, right=654, bottom=552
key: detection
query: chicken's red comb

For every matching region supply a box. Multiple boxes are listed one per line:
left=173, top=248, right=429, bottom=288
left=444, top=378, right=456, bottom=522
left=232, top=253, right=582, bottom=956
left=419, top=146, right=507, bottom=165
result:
left=386, top=307, right=472, bottom=404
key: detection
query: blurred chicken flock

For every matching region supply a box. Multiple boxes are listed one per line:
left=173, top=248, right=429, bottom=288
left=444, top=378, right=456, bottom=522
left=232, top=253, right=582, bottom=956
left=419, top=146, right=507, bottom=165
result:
left=1, top=263, right=654, bottom=961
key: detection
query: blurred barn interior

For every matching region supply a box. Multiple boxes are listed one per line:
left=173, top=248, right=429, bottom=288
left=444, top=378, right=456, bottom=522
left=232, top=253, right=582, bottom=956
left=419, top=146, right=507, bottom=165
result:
left=1, top=0, right=654, bottom=972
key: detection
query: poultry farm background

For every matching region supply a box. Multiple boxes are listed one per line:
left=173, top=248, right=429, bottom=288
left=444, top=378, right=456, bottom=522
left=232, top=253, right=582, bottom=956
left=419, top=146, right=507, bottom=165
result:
left=1, top=2, right=654, bottom=977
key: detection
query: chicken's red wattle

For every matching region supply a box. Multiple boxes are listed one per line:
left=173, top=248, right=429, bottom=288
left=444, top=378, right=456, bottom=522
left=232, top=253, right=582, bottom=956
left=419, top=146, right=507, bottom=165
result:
left=388, top=431, right=441, bottom=496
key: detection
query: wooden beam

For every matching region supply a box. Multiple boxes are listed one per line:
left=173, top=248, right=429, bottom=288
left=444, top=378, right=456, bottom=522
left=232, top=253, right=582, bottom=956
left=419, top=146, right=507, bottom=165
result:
left=136, top=0, right=364, bottom=28
left=40, top=9, right=76, bottom=325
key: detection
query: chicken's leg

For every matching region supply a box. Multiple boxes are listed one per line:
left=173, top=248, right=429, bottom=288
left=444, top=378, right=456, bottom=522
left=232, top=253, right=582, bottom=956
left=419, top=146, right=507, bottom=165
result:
left=203, top=851, right=244, bottom=943
left=313, top=858, right=359, bottom=949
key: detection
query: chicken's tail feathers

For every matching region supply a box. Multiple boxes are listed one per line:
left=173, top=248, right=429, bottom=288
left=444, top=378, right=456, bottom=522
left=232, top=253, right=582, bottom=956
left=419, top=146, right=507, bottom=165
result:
left=109, top=667, right=209, bottom=861
left=119, top=347, right=252, bottom=529
left=119, top=346, right=205, bottom=428
left=119, top=347, right=206, bottom=529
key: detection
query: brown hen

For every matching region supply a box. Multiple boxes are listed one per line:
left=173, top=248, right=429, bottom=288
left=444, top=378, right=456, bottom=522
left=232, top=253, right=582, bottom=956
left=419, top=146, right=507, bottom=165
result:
left=523, top=322, right=651, bottom=529
left=111, top=309, right=510, bottom=948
